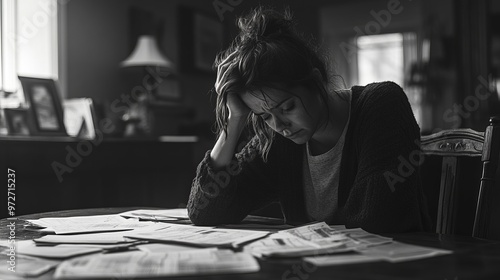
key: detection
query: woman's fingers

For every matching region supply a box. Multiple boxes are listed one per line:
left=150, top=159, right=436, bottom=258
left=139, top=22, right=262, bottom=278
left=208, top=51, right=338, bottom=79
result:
left=217, top=51, right=238, bottom=73
left=215, top=52, right=239, bottom=95
left=219, top=50, right=238, bottom=66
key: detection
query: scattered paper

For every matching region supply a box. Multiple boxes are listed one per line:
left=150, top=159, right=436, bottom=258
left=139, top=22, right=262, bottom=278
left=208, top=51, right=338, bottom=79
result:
left=125, top=223, right=269, bottom=248
left=244, top=222, right=394, bottom=258
left=26, top=214, right=155, bottom=234
left=304, top=253, right=382, bottom=266
left=119, top=208, right=189, bottom=221
left=336, top=228, right=393, bottom=247
left=281, top=222, right=344, bottom=241
left=136, top=243, right=201, bottom=253
left=356, top=241, right=452, bottom=262
left=14, top=240, right=101, bottom=259
left=34, top=222, right=169, bottom=245
left=0, top=251, right=59, bottom=278
left=54, top=249, right=260, bottom=279
left=244, top=232, right=349, bottom=258
left=280, top=222, right=358, bottom=248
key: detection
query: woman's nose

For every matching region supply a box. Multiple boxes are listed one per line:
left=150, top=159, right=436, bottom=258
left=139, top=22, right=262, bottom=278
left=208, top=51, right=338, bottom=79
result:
left=270, top=115, right=289, bottom=132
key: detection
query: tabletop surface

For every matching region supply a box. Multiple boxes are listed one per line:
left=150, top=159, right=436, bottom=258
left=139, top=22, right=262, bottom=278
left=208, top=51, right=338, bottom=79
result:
left=1, top=207, right=500, bottom=280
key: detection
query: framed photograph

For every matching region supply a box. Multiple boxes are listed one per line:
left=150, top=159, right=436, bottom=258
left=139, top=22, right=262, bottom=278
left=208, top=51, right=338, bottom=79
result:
left=18, top=76, right=67, bottom=136
left=63, top=98, right=97, bottom=139
left=3, top=108, right=33, bottom=136
left=179, top=7, right=225, bottom=74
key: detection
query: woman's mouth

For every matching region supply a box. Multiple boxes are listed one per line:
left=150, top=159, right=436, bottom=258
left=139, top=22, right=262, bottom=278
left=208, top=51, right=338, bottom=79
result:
left=283, top=129, right=302, bottom=138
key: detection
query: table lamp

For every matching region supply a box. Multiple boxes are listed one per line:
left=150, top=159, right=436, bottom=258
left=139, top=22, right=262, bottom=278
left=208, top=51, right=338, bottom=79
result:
left=120, top=35, right=175, bottom=136
left=120, top=35, right=174, bottom=69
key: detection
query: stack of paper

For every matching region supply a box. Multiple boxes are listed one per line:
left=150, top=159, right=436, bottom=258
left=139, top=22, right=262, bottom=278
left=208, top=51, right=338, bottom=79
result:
left=245, top=222, right=365, bottom=258
left=54, top=249, right=259, bottom=279
left=243, top=221, right=448, bottom=263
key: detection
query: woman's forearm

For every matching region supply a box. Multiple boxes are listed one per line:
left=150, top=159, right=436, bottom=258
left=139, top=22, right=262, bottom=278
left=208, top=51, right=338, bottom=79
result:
left=210, top=116, right=247, bottom=169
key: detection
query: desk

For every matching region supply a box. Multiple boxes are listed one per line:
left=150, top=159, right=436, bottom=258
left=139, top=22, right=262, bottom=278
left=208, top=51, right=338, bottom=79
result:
left=1, top=208, right=500, bottom=280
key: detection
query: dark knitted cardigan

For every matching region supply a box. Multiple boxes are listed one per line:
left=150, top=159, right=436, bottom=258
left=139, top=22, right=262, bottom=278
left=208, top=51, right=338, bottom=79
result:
left=187, top=82, right=432, bottom=233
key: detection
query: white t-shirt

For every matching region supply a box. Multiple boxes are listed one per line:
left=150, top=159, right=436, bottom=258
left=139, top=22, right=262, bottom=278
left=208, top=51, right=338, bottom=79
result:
left=303, top=89, right=352, bottom=222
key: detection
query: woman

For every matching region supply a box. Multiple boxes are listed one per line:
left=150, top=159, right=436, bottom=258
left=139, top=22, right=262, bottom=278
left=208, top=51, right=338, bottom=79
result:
left=187, top=7, right=431, bottom=233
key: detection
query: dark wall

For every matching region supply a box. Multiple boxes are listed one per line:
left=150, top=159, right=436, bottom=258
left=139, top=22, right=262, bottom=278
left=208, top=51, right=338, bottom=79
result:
left=64, top=0, right=325, bottom=127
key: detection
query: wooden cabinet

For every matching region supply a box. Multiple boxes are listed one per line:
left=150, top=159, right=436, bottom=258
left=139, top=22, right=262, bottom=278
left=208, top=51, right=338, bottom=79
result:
left=0, top=136, right=197, bottom=218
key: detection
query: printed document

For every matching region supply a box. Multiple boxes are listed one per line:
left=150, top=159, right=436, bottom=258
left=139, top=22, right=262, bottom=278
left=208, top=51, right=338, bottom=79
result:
left=245, top=222, right=393, bottom=258
left=244, top=232, right=348, bottom=258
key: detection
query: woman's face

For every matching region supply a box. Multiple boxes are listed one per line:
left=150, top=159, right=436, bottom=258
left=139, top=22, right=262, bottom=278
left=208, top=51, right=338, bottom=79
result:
left=240, top=86, right=324, bottom=144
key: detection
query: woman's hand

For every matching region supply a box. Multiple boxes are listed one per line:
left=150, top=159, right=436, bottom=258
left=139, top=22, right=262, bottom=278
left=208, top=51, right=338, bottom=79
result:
left=226, top=92, right=251, bottom=120
left=215, top=51, right=251, bottom=121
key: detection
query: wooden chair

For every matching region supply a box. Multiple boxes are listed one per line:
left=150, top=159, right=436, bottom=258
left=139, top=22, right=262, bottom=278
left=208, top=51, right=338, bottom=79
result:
left=421, top=116, right=500, bottom=239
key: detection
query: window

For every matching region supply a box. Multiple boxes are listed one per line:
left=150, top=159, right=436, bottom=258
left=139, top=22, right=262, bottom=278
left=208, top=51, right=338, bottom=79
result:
left=0, top=0, right=58, bottom=107
left=357, top=33, right=404, bottom=86
left=355, top=32, right=423, bottom=127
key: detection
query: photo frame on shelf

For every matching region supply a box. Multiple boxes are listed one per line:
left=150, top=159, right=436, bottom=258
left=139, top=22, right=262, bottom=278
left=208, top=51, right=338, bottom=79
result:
left=179, top=6, right=224, bottom=74
left=3, top=108, right=33, bottom=136
left=63, top=98, right=97, bottom=139
left=18, top=76, right=67, bottom=136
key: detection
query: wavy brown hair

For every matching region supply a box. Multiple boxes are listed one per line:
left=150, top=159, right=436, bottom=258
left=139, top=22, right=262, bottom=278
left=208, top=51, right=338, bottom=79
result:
left=214, top=7, right=332, bottom=161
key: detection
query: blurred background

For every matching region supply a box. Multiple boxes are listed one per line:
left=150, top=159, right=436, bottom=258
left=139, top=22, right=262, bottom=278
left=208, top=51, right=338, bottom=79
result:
left=0, top=0, right=499, bottom=219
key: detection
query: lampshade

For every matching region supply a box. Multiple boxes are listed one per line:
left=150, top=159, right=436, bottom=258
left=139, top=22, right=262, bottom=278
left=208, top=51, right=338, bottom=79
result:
left=120, top=35, right=174, bottom=69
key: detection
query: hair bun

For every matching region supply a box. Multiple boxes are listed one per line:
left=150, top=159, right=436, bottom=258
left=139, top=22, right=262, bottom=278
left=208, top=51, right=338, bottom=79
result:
left=237, top=7, right=294, bottom=42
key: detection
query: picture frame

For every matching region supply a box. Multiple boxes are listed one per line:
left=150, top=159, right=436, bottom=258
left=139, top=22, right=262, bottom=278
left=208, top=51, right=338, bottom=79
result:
left=3, top=108, right=33, bottom=136
left=178, top=7, right=225, bottom=74
left=63, top=98, right=97, bottom=139
left=18, top=76, right=67, bottom=136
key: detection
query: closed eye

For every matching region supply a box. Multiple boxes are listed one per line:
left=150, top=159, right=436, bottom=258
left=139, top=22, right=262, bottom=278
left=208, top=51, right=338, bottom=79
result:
left=283, top=103, right=295, bottom=112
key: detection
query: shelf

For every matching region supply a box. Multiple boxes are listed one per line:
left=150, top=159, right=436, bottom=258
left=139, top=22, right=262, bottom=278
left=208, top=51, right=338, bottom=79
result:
left=0, top=135, right=198, bottom=143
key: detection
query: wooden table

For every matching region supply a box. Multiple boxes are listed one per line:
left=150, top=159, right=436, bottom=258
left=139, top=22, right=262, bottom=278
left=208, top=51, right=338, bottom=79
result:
left=1, top=207, right=500, bottom=280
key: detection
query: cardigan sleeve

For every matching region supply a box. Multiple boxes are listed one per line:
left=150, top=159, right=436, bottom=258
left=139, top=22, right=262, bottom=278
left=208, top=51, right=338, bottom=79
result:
left=341, top=82, right=430, bottom=233
left=187, top=136, right=279, bottom=225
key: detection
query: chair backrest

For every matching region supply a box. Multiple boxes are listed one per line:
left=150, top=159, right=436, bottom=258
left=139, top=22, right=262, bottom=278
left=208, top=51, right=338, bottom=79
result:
left=473, top=116, right=500, bottom=239
left=421, top=116, right=500, bottom=239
